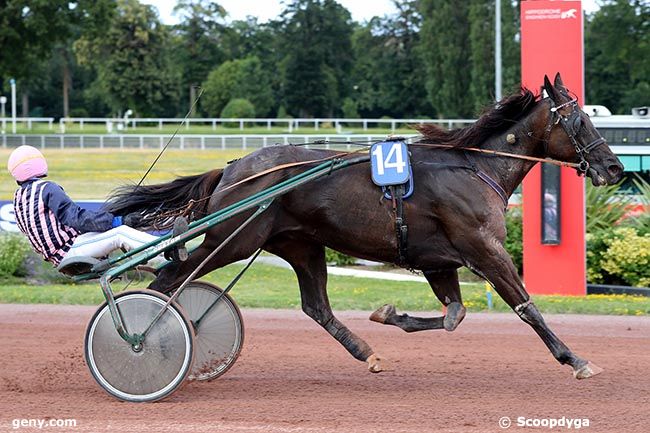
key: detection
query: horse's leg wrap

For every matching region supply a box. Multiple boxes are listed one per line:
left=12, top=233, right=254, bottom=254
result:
left=323, top=316, right=373, bottom=362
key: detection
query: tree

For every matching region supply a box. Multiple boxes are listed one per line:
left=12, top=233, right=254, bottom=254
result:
left=201, top=56, right=273, bottom=116
left=74, top=0, right=180, bottom=117
left=172, top=0, right=228, bottom=115
left=468, top=0, right=520, bottom=113
left=586, top=0, right=650, bottom=113
left=279, top=0, right=354, bottom=117
left=351, top=1, right=431, bottom=118
left=419, top=0, right=472, bottom=118
left=419, top=0, right=520, bottom=118
left=0, top=0, right=114, bottom=116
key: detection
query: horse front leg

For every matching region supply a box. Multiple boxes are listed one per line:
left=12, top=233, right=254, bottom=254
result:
left=462, top=238, right=602, bottom=379
left=264, top=237, right=385, bottom=373
left=369, top=268, right=466, bottom=332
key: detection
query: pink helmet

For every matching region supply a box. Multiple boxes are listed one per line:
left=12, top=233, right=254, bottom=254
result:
left=7, top=145, right=48, bottom=182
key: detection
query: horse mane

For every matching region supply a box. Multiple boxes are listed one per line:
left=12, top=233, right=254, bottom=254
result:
left=415, top=88, right=539, bottom=147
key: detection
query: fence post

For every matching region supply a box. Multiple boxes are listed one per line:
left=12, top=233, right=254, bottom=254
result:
left=159, top=120, right=163, bottom=130
left=160, top=136, right=164, bottom=149
left=139, top=136, right=144, bottom=149
left=80, top=119, right=84, bottom=130
left=60, top=136, right=64, bottom=149
left=120, top=135, right=124, bottom=149
left=186, top=119, right=190, bottom=130
left=28, top=119, right=32, bottom=130
left=239, top=120, right=244, bottom=131
left=201, top=136, right=205, bottom=150
left=80, top=135, right=84, bottom=149
left=48, top=119, right=53, bottom=130
left=100, top=135, right=104, bottom=149
left=212, top=120, right=216, bottom=130
left=242, top=136, right=247, bottom=150
left=221, top=136, right=226, bottom=150
left=263, top=136, right=268, bottom=147
left=267, top=120, right=271, bottom=130
left=181, top=136, right=185, bottom=149
left=41, top=136, right=45, bottom=149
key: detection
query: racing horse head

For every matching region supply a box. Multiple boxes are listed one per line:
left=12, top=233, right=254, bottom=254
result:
left=540, top=73, right=623, bottom=186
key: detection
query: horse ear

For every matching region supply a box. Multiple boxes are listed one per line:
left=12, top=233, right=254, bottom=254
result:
left=554, top=73, right=566, bottom=90
left=543, top=75, right=556, bottom=101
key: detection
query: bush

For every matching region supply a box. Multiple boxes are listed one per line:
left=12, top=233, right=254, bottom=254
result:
left=69, top=107, right=89, bottom=118
left=201, top=56, right=273, bottom=117
left=325, top=248, right=356, bottom=266
left=600, top=227, right=650, bottom=287
left=0, top=233, right=31, bottom=278
left=587, top=226, right=650, bottom=287
left=504, top=207, right=523, bottom=275
left=220, top=99, right=255, bottom=127
left=341, top=98, right=359, bottom=119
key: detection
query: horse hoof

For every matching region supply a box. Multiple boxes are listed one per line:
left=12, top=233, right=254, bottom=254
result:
left=369, top=304, right=396, bottom=324
left=443, top=302, right=466, bottom=331
left=573, top=361, right=604, bottom=379
left=366, top=354, right=386, bottom=373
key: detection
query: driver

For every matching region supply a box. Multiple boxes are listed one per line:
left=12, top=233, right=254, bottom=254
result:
left=6, top=145, right=181, bottom=267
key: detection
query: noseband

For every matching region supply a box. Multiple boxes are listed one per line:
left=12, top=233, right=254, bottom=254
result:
left=545, top=98, right=607, bottom=175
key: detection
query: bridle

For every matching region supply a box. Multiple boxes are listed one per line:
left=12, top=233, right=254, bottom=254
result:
left=544, top=97, right=607, bottom=175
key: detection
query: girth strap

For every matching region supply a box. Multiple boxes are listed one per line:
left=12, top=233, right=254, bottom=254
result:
left=389, top=185, right=409, bottom=267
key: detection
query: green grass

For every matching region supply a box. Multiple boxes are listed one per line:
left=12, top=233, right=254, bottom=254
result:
left=0, top=148, right=251, bottom=200
left=1, top=263, right=648, bottom=315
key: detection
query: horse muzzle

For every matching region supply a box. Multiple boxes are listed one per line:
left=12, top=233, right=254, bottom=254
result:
left=587, top=162, right=623, bottom=186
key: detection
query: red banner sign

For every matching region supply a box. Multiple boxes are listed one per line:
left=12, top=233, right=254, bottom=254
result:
left=521, top=0, right=586, bottom=295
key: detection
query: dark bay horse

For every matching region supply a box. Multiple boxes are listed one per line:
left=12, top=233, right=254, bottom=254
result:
left=107, top=74, right=623, bottom=379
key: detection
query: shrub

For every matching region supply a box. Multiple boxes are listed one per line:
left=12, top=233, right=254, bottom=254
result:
left=600, top=227, right=650, bottom=287
left=325, top=248, right=356, bottom=266
left=220, top=99, right=255, bottom=127
left=504, top=207, right=523, bottom=275
left=341, top=98, right=359, bottom=119
left=0, top=233, right=31, bottom=278
left=69, top=108, right=89, bottom=118
left=585, top=182, right=630, bottom=233
left=587, top=226, right=650, bottom=287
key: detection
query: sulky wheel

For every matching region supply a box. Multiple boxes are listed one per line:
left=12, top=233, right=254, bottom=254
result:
left=84, top=290, right=194, bottom=402
left=174, top=281, right=244, bottom=381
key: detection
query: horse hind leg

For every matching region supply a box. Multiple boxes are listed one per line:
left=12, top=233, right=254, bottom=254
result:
left=370, top=269, right=466, bottom=332
left=264, top=237, right=386, bottom=373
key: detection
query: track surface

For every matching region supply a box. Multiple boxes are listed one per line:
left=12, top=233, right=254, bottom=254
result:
left=1, top=304, right=649, bottom=433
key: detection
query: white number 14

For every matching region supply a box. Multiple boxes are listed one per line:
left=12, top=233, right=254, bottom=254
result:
left=372, top=142, right=406, bottom=175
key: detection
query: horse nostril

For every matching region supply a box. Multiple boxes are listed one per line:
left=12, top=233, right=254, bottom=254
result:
left=607, top=164, right=623, bottom=181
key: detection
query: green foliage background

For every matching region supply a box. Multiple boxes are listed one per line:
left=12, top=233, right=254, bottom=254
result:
left=1, top=0, right=647, bottom=119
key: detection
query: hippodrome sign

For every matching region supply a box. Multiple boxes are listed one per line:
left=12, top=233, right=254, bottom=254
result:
left=521, top=0, right=586, bottom=295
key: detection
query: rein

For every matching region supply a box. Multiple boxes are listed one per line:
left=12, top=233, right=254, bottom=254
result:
left=410, top=142, right=581, bottom=169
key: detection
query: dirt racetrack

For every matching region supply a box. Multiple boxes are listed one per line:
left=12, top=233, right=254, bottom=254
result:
left=1, top=304, right=649, bottom=433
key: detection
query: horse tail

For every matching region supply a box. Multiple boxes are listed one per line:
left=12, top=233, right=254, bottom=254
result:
left=104, top=169, right=224, bottom=219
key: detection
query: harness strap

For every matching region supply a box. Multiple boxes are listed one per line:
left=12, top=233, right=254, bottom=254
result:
left=389, top=185, right=409, bottom=267
left=475, top=170, right=509, bottom=210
